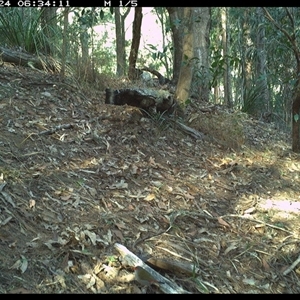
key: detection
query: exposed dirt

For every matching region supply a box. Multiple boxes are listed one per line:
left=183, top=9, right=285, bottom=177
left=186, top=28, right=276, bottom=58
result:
left=0, top=64, right=300, bottom=294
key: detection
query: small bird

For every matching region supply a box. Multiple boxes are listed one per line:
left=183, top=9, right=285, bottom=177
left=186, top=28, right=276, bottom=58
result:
left=134, top=266, right=164, bottom=286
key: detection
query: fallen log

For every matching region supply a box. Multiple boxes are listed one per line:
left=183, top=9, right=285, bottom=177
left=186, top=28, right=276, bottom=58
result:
left=0, top=46, right=58, bottom=71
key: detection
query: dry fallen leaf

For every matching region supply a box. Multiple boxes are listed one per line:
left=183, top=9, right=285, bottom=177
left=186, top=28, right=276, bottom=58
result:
left=261, top=258, right=271, bottom=272
left=84, top=230, right=97, bottom=245
left=110, top=180, right=128, bottom=189
left=112, top=229, right=124, bottom=241
left=149, top=156, right=156, bottom=166
left=217, top=217, right=231, bottom=227
left=88, top=187, right=97, bottom=197
left=144, top=193, right=155, bottom=201
left=60, top=193, right=72, bottom=201
left=10, top=255, right=28, bottom=274
left=29, top=199, right=36, bottom=208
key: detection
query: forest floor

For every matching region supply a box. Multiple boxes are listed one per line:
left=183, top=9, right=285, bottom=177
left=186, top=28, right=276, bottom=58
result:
left=0, top=63, right=300, bottom=294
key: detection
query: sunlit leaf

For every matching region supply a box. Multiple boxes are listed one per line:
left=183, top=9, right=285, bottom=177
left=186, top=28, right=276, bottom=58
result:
left=144, top=193, right=155, bottom=201
left=84, top=230, right=97, bottom=245
left=217, top=217, right=231, bottom=227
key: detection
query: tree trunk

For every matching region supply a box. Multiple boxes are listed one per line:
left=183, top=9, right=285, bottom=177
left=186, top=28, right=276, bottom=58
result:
left=79, top=24, right=90, bottom=79
left=241, top=8, right=253, bottom=113
left=40, top=8, right=58, bottom=55
left=292, top=62, right=300, bottom=152
left=292, top=90, right=300, bottom=152
left=192, top=7, right=211, bottom=102
left=174, top=7, right=194, bottom=109
left=60, top=7, right=70, bottom=78
left=262, top=7, right=300, bottom=152
left=115, top=7, right=130, bottom=77
left=221, top=7, right=233, bottom=108
left=166, top=7, right=184, bottom=85
left=255, top=7, right=269, bottom=115
left=128, top=7, right=143, bottom=81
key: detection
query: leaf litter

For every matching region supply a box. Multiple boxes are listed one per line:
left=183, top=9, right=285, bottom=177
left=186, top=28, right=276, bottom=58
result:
left=0, top=64, right=299, bottom=293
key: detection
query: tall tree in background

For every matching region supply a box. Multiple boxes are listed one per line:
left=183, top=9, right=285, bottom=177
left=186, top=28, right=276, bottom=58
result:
left=221, top=7, right=233, bottom=108
left=174, top=7, right=211, bottom=108
left=166, top=7, right=184, bottom=85
left=192, top=7, right=211, bottom=102
left=128, top=7, right=142, bottom=80
left=254, top=7, right=269, bottom=116
left=263, top=7, right=300, bottom=152
left=73, top=8, right=99, bottom=81
left=40, top=8, right=58, bottom=55
left=79, top=23, right=89, bottom=76
left=239, top=8, right=255, bottom=114
left=174, top=7, right=194, bottom=108
left=115, top=7, right=131, bottom=77
left=60, top=7, right=70, bottom=78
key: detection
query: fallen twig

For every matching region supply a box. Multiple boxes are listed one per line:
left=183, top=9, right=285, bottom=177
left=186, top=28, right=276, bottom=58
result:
left=221, top=214, right=293, bottom=234
left=114, top=243, right=190, bottom=294
left=167, top=118, right=205, bottom=140
left=283, top=253, right=300, bottom=275
left=38, top=123, right=73, bottom=135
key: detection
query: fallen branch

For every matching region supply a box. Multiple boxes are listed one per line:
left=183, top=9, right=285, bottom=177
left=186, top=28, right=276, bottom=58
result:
left=221, top=214, right=293, bottom=235
left=283, top=253, right=300, bottom=275
left=38, top=124, right=73, bottom=135
left=167, top=118, right=205, bottom=140
left=114, top=243, right=190, bottom=294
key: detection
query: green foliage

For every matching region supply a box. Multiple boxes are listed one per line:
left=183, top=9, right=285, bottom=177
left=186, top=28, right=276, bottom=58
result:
left=209, top=48, right=241, bottom=89
left=144, top=43, right=172, bottom=77
left=208, top=7, right=300, bottom=132
left=146, top=7, right=172, bottom=78
left=73, top=7, right=114, bottom=27
left=66, top=8, right=117, bottom=79
left=241, top=76, right=267, bottom=116
left=0, top=8, right=50, bottom=53
left=142, top=109, right=170, bottom=134
left=146, top=43, right=169, bottom=61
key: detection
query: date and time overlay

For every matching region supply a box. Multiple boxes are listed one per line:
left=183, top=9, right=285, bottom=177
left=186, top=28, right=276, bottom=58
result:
left=0, top=0, right=138, bottom=7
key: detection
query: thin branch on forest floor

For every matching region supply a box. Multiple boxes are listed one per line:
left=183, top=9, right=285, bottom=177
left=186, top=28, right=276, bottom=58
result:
left=38, top=123, right=73, bottom=135
left=220, top=214, right=293, bottom=235
left=283, top=253, right=300, bottom=275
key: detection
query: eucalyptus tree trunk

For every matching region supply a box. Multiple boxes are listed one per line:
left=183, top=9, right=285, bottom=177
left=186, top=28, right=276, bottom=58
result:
left=175, top=7, right=211, bottom=107
left=192, top=7, right=211, bottom=102
left=174, top=7, right=194, bottom=108
left=166, top=7, right=184, bottom=85
left=79, top=24, right=89, bottom=76
left=115, top=7, right=131, bottom=77
left=255, top=7, right=269, bottom=116
left=60, top=7, right=69, bottom=78
left=221, top=7, right=233, bottom=108
left=128, top=7, right=143, bottom=80
left=240, top=8, right=253, bottom=113
left=41, top=8, right=58, bottom=55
